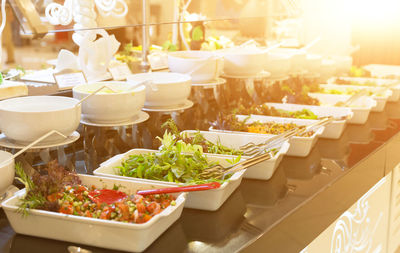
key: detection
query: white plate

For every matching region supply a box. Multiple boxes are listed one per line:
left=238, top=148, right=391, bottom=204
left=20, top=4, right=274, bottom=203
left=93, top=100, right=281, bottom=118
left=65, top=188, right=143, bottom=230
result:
left=191, top=78, right=226, bottom=87
left=142, top=99, right=194, bottom=112
left=80, top=111, right=149, bottom=127
left=264, top=103, right=353, bottom=139
left=2, top=174, right=186, bottom=252
left=180, top=130, right=290, bottom=180
left=309, top=93, right=376, bottom=125
left=328, top=76, right=400, bottom=102
left=319, top=84, right=392, bottom=112
left=210, top=116, right=324, bottom=157
left=0, top=131, right=80, bottom=149
left=93, top=149, right=245, bottom=211
left=222, top=70, right=271, bottom=80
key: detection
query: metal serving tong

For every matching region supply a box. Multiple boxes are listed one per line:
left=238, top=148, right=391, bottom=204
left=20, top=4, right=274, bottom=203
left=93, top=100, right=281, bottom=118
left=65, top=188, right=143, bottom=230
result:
left=239, top=117, right=333, bottom=156
left=199, top=151, right=273, bottom=180
left=199, top=117, right=333, bottom=180
left=334, top=89, right=369, bottom=107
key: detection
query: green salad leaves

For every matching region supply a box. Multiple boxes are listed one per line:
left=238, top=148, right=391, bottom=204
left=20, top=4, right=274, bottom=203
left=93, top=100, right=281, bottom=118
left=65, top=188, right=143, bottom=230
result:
left=116, top=131, right=236, bottom=184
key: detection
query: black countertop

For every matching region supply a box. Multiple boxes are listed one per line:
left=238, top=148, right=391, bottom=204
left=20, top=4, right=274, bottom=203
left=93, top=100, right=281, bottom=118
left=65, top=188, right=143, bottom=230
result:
left=2, top=102, right=400, bottom=253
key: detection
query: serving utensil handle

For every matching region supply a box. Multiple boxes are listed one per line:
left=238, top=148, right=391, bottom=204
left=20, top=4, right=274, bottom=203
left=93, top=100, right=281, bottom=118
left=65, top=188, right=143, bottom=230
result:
left=136, top=182, right=221, bottom=196
left=0, top=130, right=67, bottom=167
left=75, top=85, right=117, bottom=107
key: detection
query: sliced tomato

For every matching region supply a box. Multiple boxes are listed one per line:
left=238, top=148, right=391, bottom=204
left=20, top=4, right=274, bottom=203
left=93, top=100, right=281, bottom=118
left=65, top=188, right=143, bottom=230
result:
left=117, top=203, right=130, bottom=220
left=146, top=202, right=161, bottom=215
left=136, top=202, right=146, bottom=213
left=59, top=204, right=73, bottom=215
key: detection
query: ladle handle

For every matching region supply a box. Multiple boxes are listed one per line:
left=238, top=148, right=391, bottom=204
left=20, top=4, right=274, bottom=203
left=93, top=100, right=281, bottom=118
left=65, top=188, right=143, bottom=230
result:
left=302, top=36, right=321, bottom=51
left=262, top=41, right=284, bottom=53
left=75, top=85, right=116, bottom=107
left=0, top=130, right=67, bottom=166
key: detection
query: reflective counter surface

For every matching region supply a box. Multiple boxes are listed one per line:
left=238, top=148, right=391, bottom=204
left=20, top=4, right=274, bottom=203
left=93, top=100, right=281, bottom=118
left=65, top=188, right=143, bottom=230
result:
left=2, top=101, right=400, bottom=253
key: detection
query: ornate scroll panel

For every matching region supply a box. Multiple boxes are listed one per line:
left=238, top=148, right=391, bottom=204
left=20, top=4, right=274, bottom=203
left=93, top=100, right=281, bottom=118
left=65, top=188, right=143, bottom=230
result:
left=301, top=174, right=391, bottom=253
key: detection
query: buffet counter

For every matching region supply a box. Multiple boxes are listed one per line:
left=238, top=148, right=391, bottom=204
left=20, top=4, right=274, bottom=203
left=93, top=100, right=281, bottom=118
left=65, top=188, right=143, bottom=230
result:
left=0, top=99, right=398, bottom=252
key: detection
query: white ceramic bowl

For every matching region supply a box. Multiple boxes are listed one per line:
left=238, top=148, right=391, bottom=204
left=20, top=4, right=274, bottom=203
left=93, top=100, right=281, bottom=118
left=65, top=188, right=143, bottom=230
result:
left=264, top=52, right=291, bottom=78
left=320, top=59, right=337, bottom=81
left=306, top=54, right=322, bottom=73
left=219, top=47, right=267, bottom=76
left=0, top=96, right=81, bottom=143
left=270, top=48, right=306, bottom=73
left=331, top=55, right=353, bottom=75
left=127, top=72, right=191, bottom=107
left=73, top=82, right=145, bottom=123
left=168, top=51, right=224, bottom=83
left=0, top=151, right=14, bottom=196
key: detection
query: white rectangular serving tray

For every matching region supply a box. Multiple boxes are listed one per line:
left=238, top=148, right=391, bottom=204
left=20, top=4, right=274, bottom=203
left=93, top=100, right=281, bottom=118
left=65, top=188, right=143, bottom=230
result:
left=93, top=149, right=245, bottom=211
left=210, top=116, right=324, bottom=157
left=328, top=76, right=400, bottom=102
left=265, top=102, right=353, bottom=139
left=2, top=174, right=186, bottom=253
left=309, top=93, right=377, bottom=124
left=319, top=83, right=392, bottom=112
left=180, top=130, right=290, bottom=180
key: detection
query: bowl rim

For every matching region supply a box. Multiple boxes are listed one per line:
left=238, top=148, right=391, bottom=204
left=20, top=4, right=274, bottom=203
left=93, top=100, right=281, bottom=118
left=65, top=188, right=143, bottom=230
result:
left=73, top=82, right=146, bottom=96
left=0, top=150, right=14, bottom=166
left=127, top=72, right=192, bottom=85
left=168, top=50, right=215, bottom=61
left=0, top=96, right=80, bottom=113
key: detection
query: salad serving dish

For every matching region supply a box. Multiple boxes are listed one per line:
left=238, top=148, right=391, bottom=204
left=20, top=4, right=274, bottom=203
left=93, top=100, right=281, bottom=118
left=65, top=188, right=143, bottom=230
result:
left=73, top=82, right=146, bottom=124
left=328, top=76, right=400, bottom=102
left=210, top=116, right=324, bottom=157
left=2, top=174, right=186, bottom=252
left=309, top=93, right=377, bottom=124
left=264, top=102, right=353, bottom=139
left=93, top=149, right=245, bottom=211
left=0, top=150, right=15, bottom=197
left=0, top=96, right=81, bottom=143
left=319, top=84, right=392, bottom=112
left=180, top=130, right=290, bottom=180
left=127, top=72, right=191, bottom=107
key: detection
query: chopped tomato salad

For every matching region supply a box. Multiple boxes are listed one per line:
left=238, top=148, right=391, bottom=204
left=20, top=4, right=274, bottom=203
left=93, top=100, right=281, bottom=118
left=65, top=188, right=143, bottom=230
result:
left=56, top=185, right=176, bottom=224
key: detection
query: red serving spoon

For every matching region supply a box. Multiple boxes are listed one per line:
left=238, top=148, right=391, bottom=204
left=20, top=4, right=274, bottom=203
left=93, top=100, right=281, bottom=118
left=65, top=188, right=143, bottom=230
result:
left=136, top=182, right=221, bottom=196
left=88, top=182, right=221, bottom=204
left=88, top=189, right=128, bottom=205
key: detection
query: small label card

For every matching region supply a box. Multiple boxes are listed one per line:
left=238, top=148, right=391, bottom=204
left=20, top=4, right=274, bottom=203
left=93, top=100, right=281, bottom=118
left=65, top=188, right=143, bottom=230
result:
left=108, top=62, right=132, bottom=81
left=53, top=69, right=87, bottom=90
left=148, top=52, right=169, bottom=70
